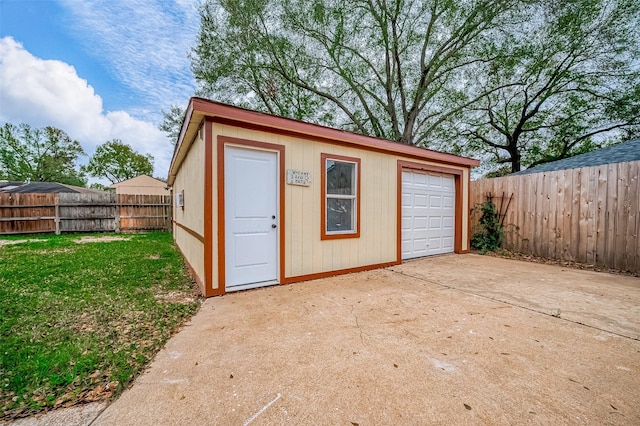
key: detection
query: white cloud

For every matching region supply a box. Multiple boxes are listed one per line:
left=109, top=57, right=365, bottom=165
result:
left=0, top=37, right=173, bottom=181
left=60, top=0, right=199, bottom=122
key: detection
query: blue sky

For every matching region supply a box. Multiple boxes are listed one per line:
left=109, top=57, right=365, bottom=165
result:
left=0, top=0, right=201, bottom=181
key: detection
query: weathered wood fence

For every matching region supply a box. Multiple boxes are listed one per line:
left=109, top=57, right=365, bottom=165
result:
left=470, top=161, right=640, bottom=274
left=0, top=193, right=172, bottom=235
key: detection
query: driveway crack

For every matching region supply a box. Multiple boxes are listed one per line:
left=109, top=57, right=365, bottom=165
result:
left=351, top=304, right=365, bottom=345
left=388, top=268, right=640, bottom=342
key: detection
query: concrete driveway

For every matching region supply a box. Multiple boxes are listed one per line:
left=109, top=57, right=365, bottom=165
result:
left=93, top=254, right=640, bottom=425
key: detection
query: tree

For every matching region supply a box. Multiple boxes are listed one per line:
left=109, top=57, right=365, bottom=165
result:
left=191, top=0, right=525, bottom=146
left=451, top=0, right=640, bottom=172
left=88, top=182, right=110, bottom=191
left=84, top=140, right=154, bottom=183
left=0, top=123, right=87, bottom=186
left=159, top=105, right=186, bottom=144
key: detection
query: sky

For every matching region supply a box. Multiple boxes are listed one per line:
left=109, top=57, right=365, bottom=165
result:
left=0, top=0, right=201, bottom=183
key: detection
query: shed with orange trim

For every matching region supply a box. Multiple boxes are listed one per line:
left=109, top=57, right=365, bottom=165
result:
left=168, top=98, right=479, bottom=297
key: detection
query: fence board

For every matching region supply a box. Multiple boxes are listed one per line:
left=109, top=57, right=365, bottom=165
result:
left=548, top=173, right=557, bottom=259
left=595, top=165, right=608, bottom=266
left=0, top=192, right=171, bottom=235
left=616, top=163, right=630, bottom=271
left=470, top=160, right=640, bottom=274
left=629, top=162, right=639, bottom=272
left=561, top=169, right=574, bottom=261
left=606, top=164, right=618, bottom=267
left=0, top=193, right=56, bottom=234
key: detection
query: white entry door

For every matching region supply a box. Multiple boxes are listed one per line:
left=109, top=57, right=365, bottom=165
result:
left=401, top=170, right=455, bottom=259
left=224, top=146, right=279, bottom=290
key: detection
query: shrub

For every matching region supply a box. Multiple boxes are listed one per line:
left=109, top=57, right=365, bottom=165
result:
left=471, top=200, right=503, bottom=253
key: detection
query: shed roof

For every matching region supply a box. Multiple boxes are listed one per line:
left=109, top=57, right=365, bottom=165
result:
left=109, top=175, right=167, bottom=188
left=512, top=139, right=640, bottom=176
left=0, top=182, right=105, bottom=194
left=168, top=98, right=480, bottom=185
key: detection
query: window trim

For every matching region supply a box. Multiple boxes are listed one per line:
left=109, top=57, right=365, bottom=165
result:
left=321, top=153, right=361, bottom=240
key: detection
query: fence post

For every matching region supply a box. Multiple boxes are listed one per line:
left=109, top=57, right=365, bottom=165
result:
left=54, top=195, right=60, bottom=235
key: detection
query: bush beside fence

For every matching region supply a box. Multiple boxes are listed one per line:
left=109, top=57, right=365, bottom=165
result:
left=470, top=161, right=640, bottom=274
left=0, top=193, right=172, bottom=235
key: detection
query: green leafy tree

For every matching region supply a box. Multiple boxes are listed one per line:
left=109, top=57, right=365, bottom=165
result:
left=0, top=123, right=87, bottom=186
left=88, top=182, right=110, bottom=191
left=84, top=140, right=154, bottom=184
left=450, top=0, right=640, bottom=172
left=191, top=0, right=525, bottom=145
left=159, top=105, right=186, bottom=144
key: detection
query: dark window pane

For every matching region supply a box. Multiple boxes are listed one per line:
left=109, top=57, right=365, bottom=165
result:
left=326, top=160, right=355, bottom=195
left=327, top=198, right=354, bottom=232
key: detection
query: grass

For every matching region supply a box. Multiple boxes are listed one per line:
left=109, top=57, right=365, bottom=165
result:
left=0, top=232, right=201, bottom=420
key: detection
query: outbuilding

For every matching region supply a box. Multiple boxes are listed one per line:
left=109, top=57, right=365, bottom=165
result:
left=109, top=175, right=170, bottom=196
left=168, top=98, right=479, bottom=297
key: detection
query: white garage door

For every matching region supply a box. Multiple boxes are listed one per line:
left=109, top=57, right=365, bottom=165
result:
left=401, top=170, right=455, bottom=259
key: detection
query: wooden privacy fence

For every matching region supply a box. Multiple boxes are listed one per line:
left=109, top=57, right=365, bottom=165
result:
left=470, top=161, right=640, bottom=274
left=0, top=193, right=172, bottom=235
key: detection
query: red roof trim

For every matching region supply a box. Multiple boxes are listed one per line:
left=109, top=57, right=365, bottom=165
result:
left=169, top=97, right=479, bottom=182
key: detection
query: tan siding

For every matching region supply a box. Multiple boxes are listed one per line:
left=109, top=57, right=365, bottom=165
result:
left=214, top=125, right=470, bottom=279
left=174, top=226, right=205, bottom=285
left=111, top=175, right=170, bottom=196
left=174, top=135, right=205, bottom=237
left=172, top=123, right=475, bottom=293
left=173, top=133, right=205, bottom=286
left=462, top=168, right=470, bottom=251
left=113, top=185, right=169, bottom=196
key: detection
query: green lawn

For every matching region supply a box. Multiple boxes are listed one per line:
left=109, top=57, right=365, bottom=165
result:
left=0, top=232, right=201, bottom=420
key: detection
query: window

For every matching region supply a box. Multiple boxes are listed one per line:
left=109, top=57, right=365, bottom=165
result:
left=321, top=153, right=360, bottom=239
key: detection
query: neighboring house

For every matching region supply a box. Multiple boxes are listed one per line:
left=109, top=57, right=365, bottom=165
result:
left=169, top=98, right=479, bottom=297
left=109, top=175, right=169, bottom=195
left=0, top=181, right=105, bottom=194
left=512, top=139, right=640, bottom=175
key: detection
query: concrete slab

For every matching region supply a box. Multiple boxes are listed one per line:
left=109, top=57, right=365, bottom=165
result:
left=393, top=254, right=640, bottom=339
left=91, top=254, right=640, bottom=425
left=7, top=402, right=106, bottom=426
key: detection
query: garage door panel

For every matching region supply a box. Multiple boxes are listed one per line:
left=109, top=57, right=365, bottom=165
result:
left=414, top=217, right=428, bottom=230
left=414, top=172, right=428, bottom=186
left=414, top=194, right=428, bottom=207
left=443, top=177, right=454, bottom=189
left=443, top=195, right=454, bottom=208
left=402, top=193, right=411, bottom=207
left=442, top=236, right=454, bottom=250
left=428, top=174, right=441, bottom=187
left=413, top=238, right=428, bottom=252
left=428, top=237, right=442, bottom=250
left=429, top=217, right=441, bottom=230
left=402, top=215, right=412, bottom=231
left=402, top=170, right=455, bottom=259
left=443, top=217, right=454, bottom=229
left=429, top=195, right=442, bottom=208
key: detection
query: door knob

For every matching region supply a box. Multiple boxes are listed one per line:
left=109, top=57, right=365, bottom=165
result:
left=272, top=224, right=277, bottom=229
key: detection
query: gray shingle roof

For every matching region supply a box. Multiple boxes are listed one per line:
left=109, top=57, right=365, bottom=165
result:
left=512, top=139, right=640, bottom=176
left=0, top=182, right=105, bottom=194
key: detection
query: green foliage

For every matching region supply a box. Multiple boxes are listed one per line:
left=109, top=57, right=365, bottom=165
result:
left=192, top=0, right=640, bottom=175
left=0, top=233, right=200, bottom=419
left=471, top=200, right=503, bottom=253
left=159, top=105, right=185, bottom=143
left=84, top=140, right=153, bottom=184
left=447, top=0, right=640, bottom=172
left=192, top=0, right=522, bottom=144
left=0, top=123, right=86, bottom=186
left=88, top=182, right=111, bottom=191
